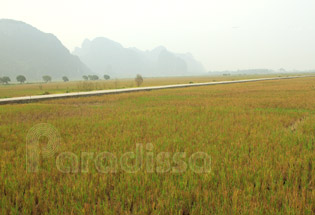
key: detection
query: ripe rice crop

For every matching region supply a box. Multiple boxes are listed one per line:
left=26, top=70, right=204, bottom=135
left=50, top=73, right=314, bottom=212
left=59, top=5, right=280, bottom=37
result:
left=0, top=77, right=314, bottom=214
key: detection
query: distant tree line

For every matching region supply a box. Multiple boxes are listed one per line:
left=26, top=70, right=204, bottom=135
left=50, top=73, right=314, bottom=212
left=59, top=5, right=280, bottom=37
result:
left=1, top=74, right=112, bottom=84
left=1, top=73, right=145, bottom=87
left=82, top=74, right=111, bottom=81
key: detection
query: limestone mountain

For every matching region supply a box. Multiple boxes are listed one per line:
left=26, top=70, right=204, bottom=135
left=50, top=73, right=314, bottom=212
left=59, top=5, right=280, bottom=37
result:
left=0, top=19, right=90, bottom=81
left=73, top=38, right=206, bottom=78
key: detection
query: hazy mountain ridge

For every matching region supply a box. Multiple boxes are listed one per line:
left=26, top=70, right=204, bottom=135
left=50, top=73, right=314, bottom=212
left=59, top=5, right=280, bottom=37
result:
left=0, top=19, right=90, bottom=81
left=0, top=19, right=206, bottom=80
left=207, top=68, right=315, bottom=76
left=73, top=38, right=206, bottom=78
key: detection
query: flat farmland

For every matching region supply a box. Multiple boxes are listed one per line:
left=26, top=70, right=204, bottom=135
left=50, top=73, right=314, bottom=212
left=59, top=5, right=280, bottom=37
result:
left=0, top=74, right=296, bottom=99
left=0, top=77, right=314, bottom=214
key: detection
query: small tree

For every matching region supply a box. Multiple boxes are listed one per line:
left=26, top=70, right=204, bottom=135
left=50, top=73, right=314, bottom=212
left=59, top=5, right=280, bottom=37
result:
left=104, top=74, right=110, bottom=80
left=0, top=77, right=3, bottom=85
left=2, top=76, right=11, bottom=84
left=62, top=76, right=69, bottom=82
left=16, top=75, right=26, bottom=84
left=93, top=75, right=99, bottom=80
left=83, top=75, right=88, bottom=81
left=42, top=75, right=52, bottom=83
left=135, top=74, right=143, bottom=87
left=88, top=75, right=99, bottom=80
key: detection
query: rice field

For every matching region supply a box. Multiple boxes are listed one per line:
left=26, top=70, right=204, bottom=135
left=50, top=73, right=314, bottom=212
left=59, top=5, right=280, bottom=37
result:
left=0, top=77, right=314, bottom=214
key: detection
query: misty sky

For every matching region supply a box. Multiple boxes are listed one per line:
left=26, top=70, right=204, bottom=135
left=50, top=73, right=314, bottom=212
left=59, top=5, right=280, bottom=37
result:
left=2, top=0, right=315, bottom=71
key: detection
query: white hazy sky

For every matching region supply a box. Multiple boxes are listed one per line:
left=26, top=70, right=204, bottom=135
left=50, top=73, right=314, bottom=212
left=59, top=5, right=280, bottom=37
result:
left=1, top=0, right=315, bottom=71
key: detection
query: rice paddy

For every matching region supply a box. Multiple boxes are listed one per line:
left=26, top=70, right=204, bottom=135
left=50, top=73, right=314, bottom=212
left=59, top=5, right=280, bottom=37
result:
left=0, top=77, right=314, bottom=214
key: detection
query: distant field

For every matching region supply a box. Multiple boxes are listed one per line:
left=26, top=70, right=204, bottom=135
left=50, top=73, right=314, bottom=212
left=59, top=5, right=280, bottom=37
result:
left=0, top=74, right=300, bottom=98
left=0, top=77, right=314, bottom=214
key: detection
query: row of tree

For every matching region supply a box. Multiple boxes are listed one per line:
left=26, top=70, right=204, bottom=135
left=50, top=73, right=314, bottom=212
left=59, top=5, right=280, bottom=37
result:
left=0, top=74, right=112, bottom=84
left=0, top=75, right=28, bottom=84
left=0, top=75, right=52, bottom=84
left=82, top=74, right=110, bottom=81
left=0, top=74, right=146, bottom=86
left=43, top=74, right=111, bottom=83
